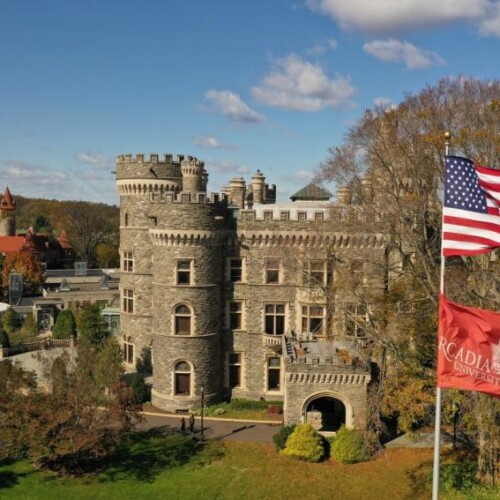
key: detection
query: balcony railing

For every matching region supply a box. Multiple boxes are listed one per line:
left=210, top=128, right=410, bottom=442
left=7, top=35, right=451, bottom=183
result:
left=263, top=334, right=283, bottom=347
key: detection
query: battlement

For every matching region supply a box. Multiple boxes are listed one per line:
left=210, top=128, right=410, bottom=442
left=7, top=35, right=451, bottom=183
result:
left=150, top=191, right=228, bottom=206
left=116, top=153, right=200, bottom=165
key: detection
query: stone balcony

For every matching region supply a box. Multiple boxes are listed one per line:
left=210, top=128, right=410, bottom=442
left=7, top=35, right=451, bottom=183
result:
left=263, top=334, right=284, bottom=350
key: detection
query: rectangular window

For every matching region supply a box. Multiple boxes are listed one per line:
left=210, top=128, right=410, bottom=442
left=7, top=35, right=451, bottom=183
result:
left=263, top=211, right=273, bottom=220
left=123, top=336, right=134, bottom=364
left=175, top=374, right=190, bottom=395
left=264, top=303, right=285, bottom=335
left=314, top=212, right=324, bottom=222
left=280, top=211, right=290, bottom=221
left=122, top=289, right=134, bottom=313
left=267, top=357, right=281, bottom=391
left=298, top=211, right=307, bottom=221
left=229, top=258, right=243, bottom=282
left=177, top=259, right=193, bottom=285
left=228, top=352, right=242, bottom=388
left=265, top=259, right=281, bottom=284
left=305, top=260, right=327, bottom=286
left=345, top=304, right=367, bottom=337
left=229, top=301, right=243, bottom=330
left=301, top=305, right=326, bottom=336
left=123, top=251, right=133, bottom=272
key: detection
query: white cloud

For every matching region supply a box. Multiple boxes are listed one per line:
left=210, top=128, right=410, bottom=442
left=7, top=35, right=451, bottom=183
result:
left=293, top=170, right=314, bottom=182
left=306, top=38, right=338, bottom=56
left=363, top=39, right=445, bottom=69
left=306, top=0, right=489, bottom=34
left=205, top=159, right=250, bottom=175
left=76, top=152, right=113, bottom=168
left=194, top=136, right=222, bottom=149
left=252, top=54, right=355, bottom=111
left=204, top=90, right=264, bottom=123
left=373, top=96, right=396, bottom=109
left=479, top=3, right=500, bottom=36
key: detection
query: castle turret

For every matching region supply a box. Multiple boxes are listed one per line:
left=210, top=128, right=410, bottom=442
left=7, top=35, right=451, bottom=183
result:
left=116, top=153, right=225, bottom=413
left=229, top=177, right=246, bottom=208
left=181, top=157, right=205, bottom=193
left=337, top=186, right=352, bottom=205
left=0, top=186, right=16, bottom=236
left=251, top=170, right=265, bottom=205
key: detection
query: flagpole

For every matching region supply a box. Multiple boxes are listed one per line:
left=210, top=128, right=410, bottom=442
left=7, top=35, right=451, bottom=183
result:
left=432, top=130, right=450, bottom=500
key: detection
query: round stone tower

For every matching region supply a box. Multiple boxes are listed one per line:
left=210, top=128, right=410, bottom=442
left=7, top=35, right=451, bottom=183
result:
left=116, top=153, right=225, bottom=412
left=0, top=186, right=16, bottom=236
left=115, top=154, right=186, bottom=362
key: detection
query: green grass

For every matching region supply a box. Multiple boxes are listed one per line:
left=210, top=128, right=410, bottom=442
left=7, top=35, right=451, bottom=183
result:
left=1, top=434, right=499, bottom=500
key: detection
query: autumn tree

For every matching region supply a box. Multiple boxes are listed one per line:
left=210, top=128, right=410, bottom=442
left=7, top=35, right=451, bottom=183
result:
left=0, top=336, right=142, bottom=471
left=2, top=251, right=44, bottom=299
left=317, top=76, right=500, bottom=483
left=64, top=203, right=118, bottom=268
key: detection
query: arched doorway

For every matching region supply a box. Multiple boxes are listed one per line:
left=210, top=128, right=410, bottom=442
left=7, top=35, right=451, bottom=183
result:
left=303, top=394, right=350, bottom=432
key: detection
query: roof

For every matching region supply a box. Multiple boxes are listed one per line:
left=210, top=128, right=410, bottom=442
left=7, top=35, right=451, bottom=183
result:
left=0, top=186, right=16, bottom=211
left=290, top=183, right=332, bottom=202
left=58, top=230, right=72, bottom=249
left=0, top=236, right=26, bottom=253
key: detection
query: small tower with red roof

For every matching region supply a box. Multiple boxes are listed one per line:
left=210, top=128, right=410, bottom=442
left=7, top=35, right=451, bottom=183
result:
left=0, top=186, right=16, bottom=236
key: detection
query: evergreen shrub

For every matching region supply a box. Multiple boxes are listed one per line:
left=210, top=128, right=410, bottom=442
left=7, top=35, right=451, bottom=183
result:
left=330, top=425, right=369, bottom=464
left=273, top=424, right=296, bottom=450
left=281, top=423, right=324, bottom=462
left=52, top=309, right=77, bottom=339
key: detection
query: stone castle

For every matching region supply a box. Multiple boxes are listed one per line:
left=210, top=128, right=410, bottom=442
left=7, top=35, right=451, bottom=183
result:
left=116, top=154, right=390, bottom=429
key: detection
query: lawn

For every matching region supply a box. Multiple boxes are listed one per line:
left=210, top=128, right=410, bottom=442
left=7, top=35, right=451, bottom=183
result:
left=1, top=434, right=498, bottom=500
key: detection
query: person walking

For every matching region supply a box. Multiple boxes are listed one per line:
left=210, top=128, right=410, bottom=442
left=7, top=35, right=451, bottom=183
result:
left=188, top=413, right=195, bottom=434
left=179, top=417, right=186, bottom=435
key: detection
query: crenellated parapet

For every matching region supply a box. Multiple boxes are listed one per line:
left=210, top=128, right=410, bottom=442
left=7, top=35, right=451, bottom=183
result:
left=235, top=231, right=387, bottom=249
left=116, top=153, right=191, bottom=165
left=149, top=191, right=227, bottom=207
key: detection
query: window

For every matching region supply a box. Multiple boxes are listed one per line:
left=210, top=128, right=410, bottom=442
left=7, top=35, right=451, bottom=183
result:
left=265, top=259, right=281, bottom=284
left=345, top=304, right=367, bottom=337
left=229, top=301, right=243, bottom=330
left=122, top=289, right=134, bottom=313
left=176, top=259, right=193, bottom=285
left=125, top=212, right=129, bottom=226
left=174, top=361, right=191, bottom=396
left=123, top=251, right=133, bottom=272
left=280, top=211, right=290, bottom=221
left=174, top=304, right=192, bottom=335
left=228, top=352, right=242, bottom=388
left=298, top=211, right=307, bottom=221
left=263, top=211, right=273, bottom=220
left=301, top=305, right=326, bottom=335
left=123, top=335, right=134, bottom=364
left=305, top=260, right=327, bottom=287
left=267, top=357, right=281, bottom=391
left=264, top=303, right=285, bottom=335
left=229, top=257, right=243, bottom=282
left=314, top=212, right=324, bottom=222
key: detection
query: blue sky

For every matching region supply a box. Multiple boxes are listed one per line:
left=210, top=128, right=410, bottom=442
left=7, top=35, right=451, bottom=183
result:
left=0, top=0, right=498, bottom=205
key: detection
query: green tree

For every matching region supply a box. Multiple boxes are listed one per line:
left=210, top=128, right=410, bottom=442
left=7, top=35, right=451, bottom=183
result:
left=2, top=307, right=19, bottom=334
left=76, top=303, right=109, bottom=345
left=0, top=329, right=10, bottom=348
left=52, top=309, right=77, bottom=339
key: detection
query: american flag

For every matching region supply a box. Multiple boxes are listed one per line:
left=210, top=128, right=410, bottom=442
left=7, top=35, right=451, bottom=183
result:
left=442, top=155, right=500, bottom=256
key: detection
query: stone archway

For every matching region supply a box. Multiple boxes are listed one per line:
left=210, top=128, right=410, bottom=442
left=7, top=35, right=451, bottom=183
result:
left=302, top=392, right=353, bottom=431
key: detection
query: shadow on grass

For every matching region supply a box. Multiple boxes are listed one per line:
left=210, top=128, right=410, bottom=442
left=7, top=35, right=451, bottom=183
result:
left=0, top=459, right=32, bottom=490
left=97, top=429, right=222, bottom=484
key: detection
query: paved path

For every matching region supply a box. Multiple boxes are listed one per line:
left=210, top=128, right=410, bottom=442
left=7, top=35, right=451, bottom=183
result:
left=139, top=411, right=281, bottom=444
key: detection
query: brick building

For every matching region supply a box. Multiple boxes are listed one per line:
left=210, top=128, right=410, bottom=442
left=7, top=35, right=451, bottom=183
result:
left=116, top=153, right=390, bottom=429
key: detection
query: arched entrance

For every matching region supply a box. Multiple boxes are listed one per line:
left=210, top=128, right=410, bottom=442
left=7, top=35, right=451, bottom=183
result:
left=302, top=392, right=352, bottom=432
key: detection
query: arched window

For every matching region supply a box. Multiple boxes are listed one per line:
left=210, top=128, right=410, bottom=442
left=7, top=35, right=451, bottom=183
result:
left=174, top=304, right=192, bottom=335
left=174, top=361, right=191, bottom=396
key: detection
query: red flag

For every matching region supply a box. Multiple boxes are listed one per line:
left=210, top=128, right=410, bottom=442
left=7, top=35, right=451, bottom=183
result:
left=438, top=295, right=500, bottom=397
